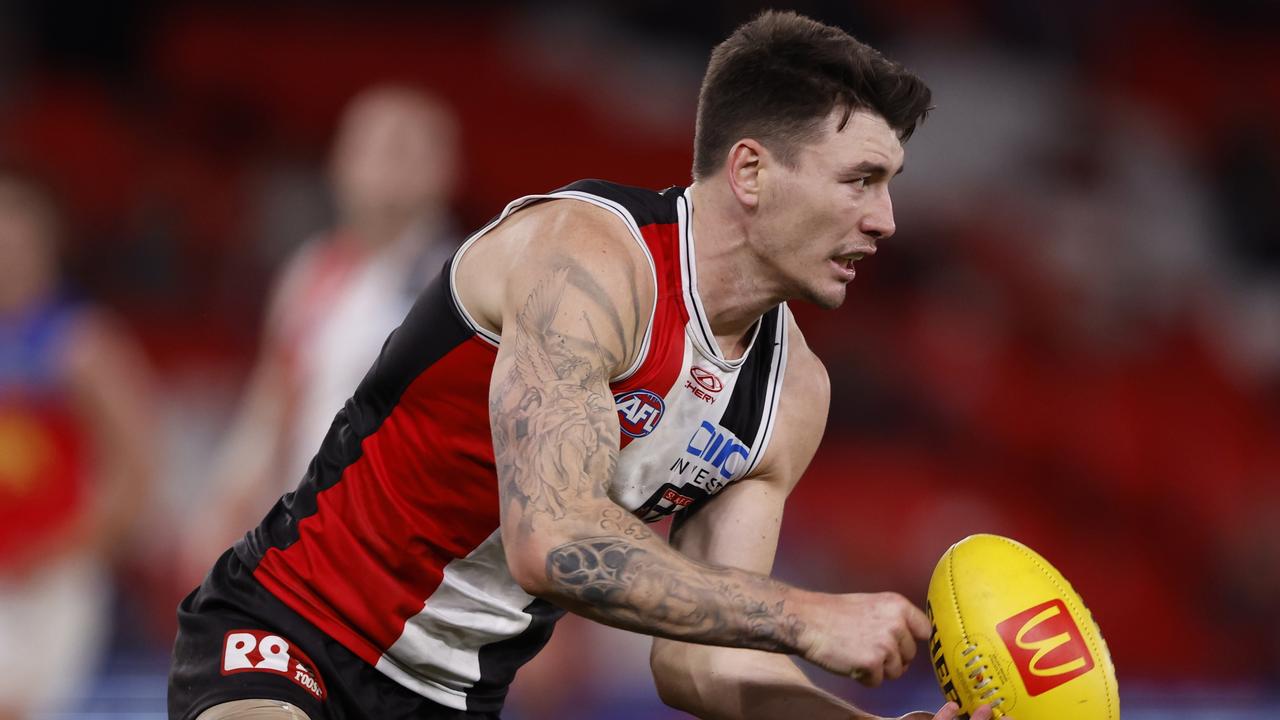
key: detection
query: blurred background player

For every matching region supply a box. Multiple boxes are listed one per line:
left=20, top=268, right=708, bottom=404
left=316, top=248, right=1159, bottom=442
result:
left=0, top=169, right=155, bottom=719
left=182, top=86, right=461, bottom=578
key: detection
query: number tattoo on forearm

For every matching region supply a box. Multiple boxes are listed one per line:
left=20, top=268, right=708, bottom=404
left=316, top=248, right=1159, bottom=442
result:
left=547, top=534, right=806, bottom=652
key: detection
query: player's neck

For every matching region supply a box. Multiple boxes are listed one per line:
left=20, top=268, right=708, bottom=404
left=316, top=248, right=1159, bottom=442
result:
left=686, top=182, right=786, bottom=349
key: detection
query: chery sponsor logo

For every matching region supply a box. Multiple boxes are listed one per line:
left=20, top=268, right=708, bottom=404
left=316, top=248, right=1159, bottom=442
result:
left=996, top=599, right=1094, bottom=696
left=222, top=629, right=326, bottom=700
left=685, top=367, right=724, bottom=404
left=685, top=367, right=723, bottom=404
left=615, top=389, right=665, bottom=438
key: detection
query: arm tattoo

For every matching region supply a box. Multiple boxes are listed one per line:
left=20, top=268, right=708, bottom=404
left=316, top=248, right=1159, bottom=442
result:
left=546, top=533, right=806, bottom=653
left=599, top=506, right=653, bottom=540
left=489, top=264, right=628, bottom=522
left=492, top=261, right=804, bottom=654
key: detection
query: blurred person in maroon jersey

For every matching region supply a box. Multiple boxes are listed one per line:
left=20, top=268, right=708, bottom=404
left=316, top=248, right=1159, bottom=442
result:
left=181, top=86, right=461, bottom=581
left=0, top=169, right=155, bottom=719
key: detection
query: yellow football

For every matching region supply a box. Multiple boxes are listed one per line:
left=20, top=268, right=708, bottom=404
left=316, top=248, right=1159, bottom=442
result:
left=925, top=534, right=1119, bottom=719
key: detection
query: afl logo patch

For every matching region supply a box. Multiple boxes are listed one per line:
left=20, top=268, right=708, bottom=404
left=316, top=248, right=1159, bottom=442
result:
left=615, top=390, right=665, bottom=438
left=690, top=367, right=723, bottom=393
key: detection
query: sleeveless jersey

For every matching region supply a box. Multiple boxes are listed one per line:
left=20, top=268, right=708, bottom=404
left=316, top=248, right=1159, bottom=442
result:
left=236, top=180, right=791, bottom=712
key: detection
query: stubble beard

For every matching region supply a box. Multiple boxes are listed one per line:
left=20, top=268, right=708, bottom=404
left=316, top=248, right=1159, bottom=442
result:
left=798, top=276, right=847, bottom=310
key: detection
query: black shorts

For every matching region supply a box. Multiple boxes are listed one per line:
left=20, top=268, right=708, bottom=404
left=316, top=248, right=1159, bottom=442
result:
left=168, top=548, right=500, bottom=720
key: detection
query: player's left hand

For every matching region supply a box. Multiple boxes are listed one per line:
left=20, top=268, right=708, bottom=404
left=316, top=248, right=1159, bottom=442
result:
left=894, top=702, right=1001, bottom=720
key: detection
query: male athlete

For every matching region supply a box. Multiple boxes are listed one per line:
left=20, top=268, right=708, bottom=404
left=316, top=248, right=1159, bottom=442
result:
left=171, top=11, right=999, bottom=720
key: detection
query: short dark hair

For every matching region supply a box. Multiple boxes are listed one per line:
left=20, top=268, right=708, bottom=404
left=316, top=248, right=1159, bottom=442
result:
left=692, top=11, right=932, bottom=180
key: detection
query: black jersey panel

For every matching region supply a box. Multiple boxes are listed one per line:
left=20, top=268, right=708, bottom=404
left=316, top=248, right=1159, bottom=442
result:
left=468, top=599, right=567, bottom=712
left=717, top=305, right=781, bottom=446
left=556, top=179, right=678, bottom=227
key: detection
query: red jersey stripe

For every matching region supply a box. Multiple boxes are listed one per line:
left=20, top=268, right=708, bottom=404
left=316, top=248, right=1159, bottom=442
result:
left=255, top=337, right=501, bottom=665
left=616, top=221, right=687, bottom=450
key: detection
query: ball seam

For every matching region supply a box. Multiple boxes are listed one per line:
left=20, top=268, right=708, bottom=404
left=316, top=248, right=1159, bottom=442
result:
left=996, top=536, right=1117, bottom=720
left=952, top=541, right=1013, bottom=717
left=948, top=545, right=1003, bottom=714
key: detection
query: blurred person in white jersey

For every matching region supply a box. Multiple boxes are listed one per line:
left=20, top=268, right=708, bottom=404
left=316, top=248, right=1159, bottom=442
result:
left=184, top=86, right=461, bottom=575
left=0, top=169, right=155, bottom=719
left=172, top=13, right=1001, bottom=720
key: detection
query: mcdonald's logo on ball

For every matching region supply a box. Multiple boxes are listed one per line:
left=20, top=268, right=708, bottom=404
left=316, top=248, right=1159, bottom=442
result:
left=996, top=598, right=1095, bottom=696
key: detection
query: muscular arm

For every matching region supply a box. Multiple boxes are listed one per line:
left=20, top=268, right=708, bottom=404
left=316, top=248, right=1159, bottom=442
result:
left=488, top=204, right=813, bottom=657
left=650, top=322, right=869, bottom=719
left=654, top=487, right=864, bottom=719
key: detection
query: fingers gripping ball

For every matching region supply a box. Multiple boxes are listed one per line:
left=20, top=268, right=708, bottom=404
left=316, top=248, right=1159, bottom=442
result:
left=925, top=535, right=1119, bottom=719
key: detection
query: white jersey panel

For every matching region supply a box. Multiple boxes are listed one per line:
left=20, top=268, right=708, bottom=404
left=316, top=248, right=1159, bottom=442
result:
left=378, top=530, right=536, bottom=710
left=608, top=341, right=757, bottom=516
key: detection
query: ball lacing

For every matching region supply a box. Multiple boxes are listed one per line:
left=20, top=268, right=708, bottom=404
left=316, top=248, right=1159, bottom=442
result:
left=961, top=644, right=1006, bottom=714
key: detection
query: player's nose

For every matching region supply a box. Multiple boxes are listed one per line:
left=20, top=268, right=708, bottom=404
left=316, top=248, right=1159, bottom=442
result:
left=860, top=190, right=895, bottom=241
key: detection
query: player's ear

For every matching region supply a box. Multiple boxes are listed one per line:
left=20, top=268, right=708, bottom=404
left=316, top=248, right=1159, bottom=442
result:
left=726, top=139, right=765, bottom=209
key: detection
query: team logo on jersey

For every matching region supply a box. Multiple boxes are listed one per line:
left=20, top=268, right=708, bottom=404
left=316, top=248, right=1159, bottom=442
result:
left=221, top=629, right=327, bottom=701
left=615, top=389, right=665, bottom=438
left=996, top=599, right=1094, bottom=696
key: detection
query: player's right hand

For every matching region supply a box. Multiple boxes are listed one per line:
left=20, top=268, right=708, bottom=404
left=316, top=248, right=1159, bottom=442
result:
left=798, top=591, right=932, bottom=686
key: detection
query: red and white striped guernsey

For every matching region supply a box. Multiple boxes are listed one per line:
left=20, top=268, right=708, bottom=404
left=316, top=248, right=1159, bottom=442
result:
left=236, top=179, right=792, bottom=712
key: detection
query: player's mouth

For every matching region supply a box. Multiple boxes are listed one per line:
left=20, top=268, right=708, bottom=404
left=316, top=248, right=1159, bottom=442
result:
left=831, top=251, right=871, bottom=281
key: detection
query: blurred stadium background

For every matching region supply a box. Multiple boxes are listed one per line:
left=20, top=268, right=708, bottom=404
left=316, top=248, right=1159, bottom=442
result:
left=0, top=0, right=1277, bottom=718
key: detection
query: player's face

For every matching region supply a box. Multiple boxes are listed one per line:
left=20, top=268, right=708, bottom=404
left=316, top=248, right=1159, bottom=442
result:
left=332, top=92, right=458, bottom=227
left=758, top=110, right=903, bottom=309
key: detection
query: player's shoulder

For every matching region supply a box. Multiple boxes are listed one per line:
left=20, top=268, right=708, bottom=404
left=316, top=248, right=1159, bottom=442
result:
left=465, top=185, right=656, bottom=330
left=741, top=308, right=829, bottom=488
left=266, top=232, right=345, bottom=319
left=499, top=180, right=673, bottom=275
left=780, top=307, right=830, bottom=408
left=555, top=179, right=681, bottom=228
left=495, top=198, right=643, bottom=285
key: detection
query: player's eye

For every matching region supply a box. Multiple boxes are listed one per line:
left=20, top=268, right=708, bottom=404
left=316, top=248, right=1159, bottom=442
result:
left=842, top=177, right=868, bottom=189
